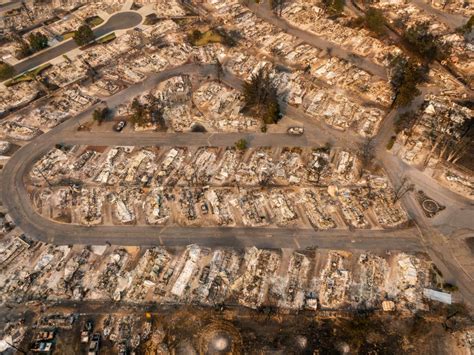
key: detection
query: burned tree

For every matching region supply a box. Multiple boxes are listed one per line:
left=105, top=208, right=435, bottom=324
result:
left=394, top=111, right=417, bottom=134
left=393, top=176, right=414, bottom=202
left=130, top=98, right=149, bottom=127
left=92, top=106, right=109, bottom=125
left=438, top=117, right=474, bottom=165
left=270, top=0, right=286, bottom=17
left=314, top=155, right=328, bottom=184
left=130, top=96, right=166, bottom=129
left=359, top=137, right=375, bottom=178
left=147, top=94, right=166, bottom=130
left=214, top=57, right=224, bottom=83
left=420, top=101, right=473, bottom=167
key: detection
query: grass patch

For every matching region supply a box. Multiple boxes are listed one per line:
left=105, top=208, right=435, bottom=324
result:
left=5, top=63, right=52, bottom=87
left=95, top=32, right=116, bottom=44
left=191, top=30, right=224, bottom=46
left=386, top=135, right=396, bottom=150
left=443, top=283, right=458, bottom=292
left=61, top=31, right=76, bottom=40
left=4, top=75, right=31, bottom=86
left=85, top=15, right=104, bottom=27
left=30, top=63, right=52, bottom=76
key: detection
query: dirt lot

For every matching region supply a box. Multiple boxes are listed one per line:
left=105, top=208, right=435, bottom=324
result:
left=8, top=302, right=472, bottom=354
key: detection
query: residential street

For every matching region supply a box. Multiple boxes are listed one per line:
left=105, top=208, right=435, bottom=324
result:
left=243, top=1, right=387, bottom=79
left=411, top=0, right=468, bottom=30
left=12, top=11, right=142, bottom=74
left=1, top=6, right=473, bottom=306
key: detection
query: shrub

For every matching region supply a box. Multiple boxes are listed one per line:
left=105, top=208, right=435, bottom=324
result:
left=28, top=32, right=49, bottom=52
left=364, top=7, right=386, bottom=36
left=235, top=138, right=248, bottom=150
left=0, top=61, right=15, bottom=81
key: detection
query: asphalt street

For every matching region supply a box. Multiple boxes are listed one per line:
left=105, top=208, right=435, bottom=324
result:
left=1, top=61, right=420, bottom=252
left=12, top=11, right=142, bottom=74
left=410, top=0, right=469, bottom=30
left=0, top=0, right=20, bottom=12
left=372, top=88, right=474, bottom=304
left=244, top=1, right=388, bottom=80
left=1, top=5, right=473, bottom=304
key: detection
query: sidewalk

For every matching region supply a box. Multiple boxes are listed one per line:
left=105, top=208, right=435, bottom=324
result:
left=121, top=0, right=133, bottom=11
left=8, top=10, right=142, bottom=78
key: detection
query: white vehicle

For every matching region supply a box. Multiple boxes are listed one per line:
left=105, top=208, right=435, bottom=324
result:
left=114, top=120, right=126, bottom=132
left=287, top=127, right=304, bottom=135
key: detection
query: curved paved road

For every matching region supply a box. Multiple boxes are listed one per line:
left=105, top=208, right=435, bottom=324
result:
left=1, top=62, right=421, bottom=251
left=372, top=86, right=474, bottom=304
left=2, top=64, right=473, bottom=303
left=12, top=11, right=142, bottom=74
left=2, top=126, right=422, bottom=250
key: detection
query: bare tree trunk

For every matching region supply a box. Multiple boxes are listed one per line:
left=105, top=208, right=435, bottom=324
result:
left=447, top=143, right=467, bottom=163
left=423, top=135, right=442, bottom=167
left=438, top=140, right=450, bottom=160
left=393, top=176, right=414, bottom=203
left=452, top=154, right=464, bottom=164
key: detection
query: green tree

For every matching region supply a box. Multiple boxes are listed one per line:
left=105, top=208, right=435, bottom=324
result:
left=403, top=21, right=448, bottom=62
left=0, top=61, right=15, bottom=81
left=235, top=138, right=248, bottom=150
left=389, top=56, right=426, bottom=107
left=243, top=67, right=281, bottom=124
left=395, top=79, right=420, bottom=107
left=188, top=29, right=202, bottom=45
left=92, top=107, right=109, bottom=125
left=321, top=0, right=345, bottom=15
left=364, top=7, right=386, bottom=36
left=394, top=111, right=417, bottom=133
left=28, top=32, right=48, bottom=52
left=74, top=24, right=95, bottom=46
left=263, top=100, right=280, bottom=125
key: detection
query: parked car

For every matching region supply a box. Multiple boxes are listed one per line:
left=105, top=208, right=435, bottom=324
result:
left=287, top=127, right=304, bottom=135
left=88, top=333, right=100, bottom=355
left=114, top=120, right=126, bottom=132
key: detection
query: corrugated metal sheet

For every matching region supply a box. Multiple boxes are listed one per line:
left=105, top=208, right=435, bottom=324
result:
left=423, top=288, right=452, bottom=304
